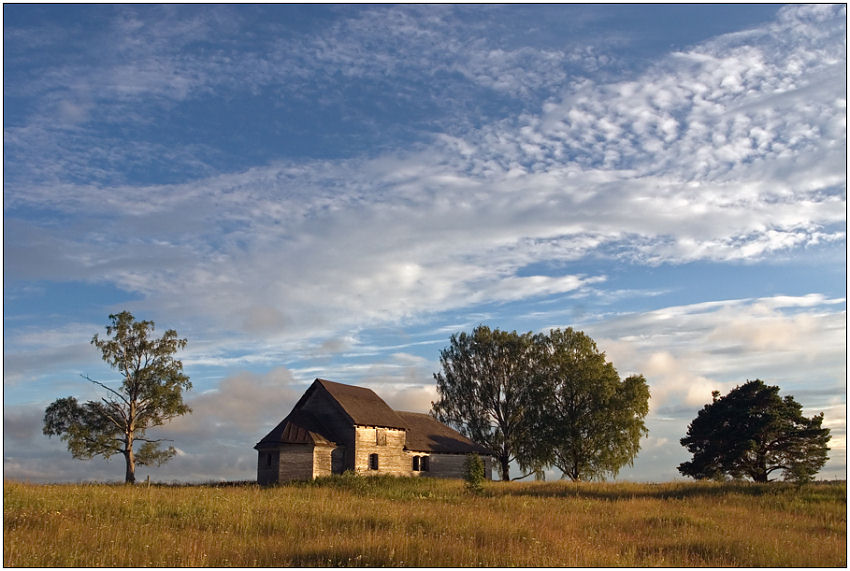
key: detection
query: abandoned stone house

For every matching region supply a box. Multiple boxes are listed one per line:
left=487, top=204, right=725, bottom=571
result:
left=255, top=378, right=493, bottom=483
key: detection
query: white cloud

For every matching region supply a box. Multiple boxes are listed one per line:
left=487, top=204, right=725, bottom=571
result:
left=3, top=363, right=442, bottom=483
left=4, top=5, right=845, bottom=483
left=164, top=367, right=301, bottom=439
left=536, top=293, right=844, bottom=481
left=588, top=295, right=846, bottom=385
left=570, top=294, right=846, bottom=476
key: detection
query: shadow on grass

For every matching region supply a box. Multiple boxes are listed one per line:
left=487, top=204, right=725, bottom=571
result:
left=50, top=475, right=842, bottom=505
left=492, top=480, right=846, bottom=502
left=284, top=549, right=396, bottom=567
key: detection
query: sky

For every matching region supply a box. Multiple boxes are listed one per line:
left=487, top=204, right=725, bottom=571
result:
left=3, top=4, right=846, bottom=483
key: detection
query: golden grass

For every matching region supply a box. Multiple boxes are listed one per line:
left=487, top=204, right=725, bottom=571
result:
left=4, top=476, right=845, bottom=567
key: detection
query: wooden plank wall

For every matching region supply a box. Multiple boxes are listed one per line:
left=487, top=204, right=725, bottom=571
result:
left=276, top=444, right=314, bottom=481
left=300, top=389, right=356, bottom=469
left=312, top=445, right=345, bottom=478
left=353, top=426, right=409, bottom=474
left=257, top=450, right=279, bottom=485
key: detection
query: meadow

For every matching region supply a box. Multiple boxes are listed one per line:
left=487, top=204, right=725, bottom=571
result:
left=4, top=475, right=845, bottom=567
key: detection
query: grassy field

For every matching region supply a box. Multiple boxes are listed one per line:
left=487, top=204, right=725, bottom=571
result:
left=4, top=475, right=845, bottom=567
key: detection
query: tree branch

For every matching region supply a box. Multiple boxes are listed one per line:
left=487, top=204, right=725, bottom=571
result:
left=133, top=437, right=174, bottom=444
left=99, top=398, right=127, bottom=431
left=82, top=375, right=130, bottom=407
left=78, top=432, right=124, bottom=454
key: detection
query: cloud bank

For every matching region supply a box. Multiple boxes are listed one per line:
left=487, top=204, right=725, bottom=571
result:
left=4, top=5, right=845, bottom=482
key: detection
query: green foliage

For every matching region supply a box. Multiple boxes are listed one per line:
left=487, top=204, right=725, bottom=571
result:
left=43, top=311, right=191, bottom=483
left=432, top=326, right=541, bottom=480
left=678, top=380, right=830, bottom=483
left=432, top=325, right=650, bottom=482
left=535, top=328, right=650, bottom=481
left=464, top=453, right=486, bottom=494
left=305, top=472, right=448, bottom=501
left=43, top=397, right=122, bottom=460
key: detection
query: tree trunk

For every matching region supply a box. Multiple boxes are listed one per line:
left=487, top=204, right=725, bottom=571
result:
left=500, top=455, right=510, bottom=481
left=568, top=461, right=580, bottom=482
left=750, top=453, right=769, bottom=483
left=124, top=436, right=136, bottom=484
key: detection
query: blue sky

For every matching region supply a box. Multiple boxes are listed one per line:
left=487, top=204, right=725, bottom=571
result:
left=4, top=4, right=846, bottom=483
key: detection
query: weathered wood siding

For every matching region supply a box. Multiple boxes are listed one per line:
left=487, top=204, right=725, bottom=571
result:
left=353, top=426, right=409, bottom=475
left=257, top=450, right=279, bottom=485
left=300, top=388, right=356, bottom=469
left=276, top=444, right=314, bottom=482
left=403, top=452, right=494, bottom=480
left=424, top=453, right=467, bottom=479
left=258, top=380, right=495, bottom=482
left=312, top=445, right=345, bottom=478
left=262, top=444, right=493, bottom=482
left=404, top=450, right=425, bottom=476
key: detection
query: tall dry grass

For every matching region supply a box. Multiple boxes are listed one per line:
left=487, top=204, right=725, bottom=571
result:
left=4, top=476, right=845, bottom=567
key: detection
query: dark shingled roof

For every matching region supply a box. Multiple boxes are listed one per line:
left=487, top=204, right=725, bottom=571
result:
left=396, top=411, right=492, bottom=455
left=315, top=378, right=407, bottom=429
left=255, top=409, right=335, bottom=447
left=256, top=379, right=493, bottom=455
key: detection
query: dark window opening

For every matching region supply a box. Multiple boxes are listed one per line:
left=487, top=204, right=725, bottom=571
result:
left=369, top=453, right=379, bottom=470
left=421, top=456, right=430, bottom=472
left=266, top=453, right=272, bottom=467
left=412, top=456, right=420, bottom=471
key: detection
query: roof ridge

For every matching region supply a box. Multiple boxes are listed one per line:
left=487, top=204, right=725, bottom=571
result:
left=314, top=378, right=407, bottom=429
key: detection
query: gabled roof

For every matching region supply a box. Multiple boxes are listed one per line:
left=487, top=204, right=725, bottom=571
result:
left=314, top=378, right=407, bottom=429
left=397, top=411, right=492, bottom=455
left=255, top=409, right=335, bottom=448
left=256, top=379, right=493, bottom=455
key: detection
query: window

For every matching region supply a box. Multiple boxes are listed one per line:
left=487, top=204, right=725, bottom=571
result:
left=376, top=428, right=387, bottom=446
left=420, top=456, right=430, bottom=472
left=412, top=456, right=420, bottom=471
left=369, top=453, right=379, bottom=470
left=266, top=453, right=272, bottom=468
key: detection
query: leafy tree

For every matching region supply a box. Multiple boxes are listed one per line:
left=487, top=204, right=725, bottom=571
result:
left=432, top=326, right=649, bottom=482
left=432, top=326, right=542, bottom=481
left=535, top=328, right=650, bottom=481
left=43, top=311, right=192, bottom=483
left=678, top=380, right=830, bottom=483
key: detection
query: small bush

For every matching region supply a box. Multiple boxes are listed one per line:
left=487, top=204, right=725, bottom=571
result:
left=464, top=453, right=485, bottom=494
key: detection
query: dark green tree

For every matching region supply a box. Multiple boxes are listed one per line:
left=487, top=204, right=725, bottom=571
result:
left=678, top=380, right=830, bottom=483
left=43, top=311, right=192, bottom=483
left=535, top=328, right=650, bottom=481
left=431, top=326, right=542, bottom=481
